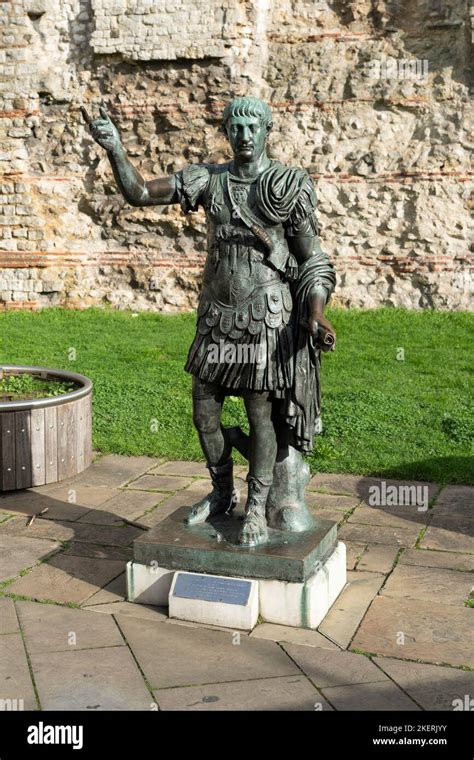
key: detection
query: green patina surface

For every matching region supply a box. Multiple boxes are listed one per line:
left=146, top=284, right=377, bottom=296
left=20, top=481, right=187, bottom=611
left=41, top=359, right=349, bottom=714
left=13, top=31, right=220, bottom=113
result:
left=133, top=505, right=337, bottom=583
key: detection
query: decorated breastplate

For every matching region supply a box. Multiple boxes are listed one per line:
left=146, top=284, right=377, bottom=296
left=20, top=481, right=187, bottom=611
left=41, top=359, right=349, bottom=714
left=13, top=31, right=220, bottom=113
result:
left=227, top=175, right=252, bottom=219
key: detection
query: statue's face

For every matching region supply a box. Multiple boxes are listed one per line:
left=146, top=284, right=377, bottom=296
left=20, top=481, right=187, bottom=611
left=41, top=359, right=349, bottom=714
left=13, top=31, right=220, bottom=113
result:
left=225, top=115, right=268, bottom=163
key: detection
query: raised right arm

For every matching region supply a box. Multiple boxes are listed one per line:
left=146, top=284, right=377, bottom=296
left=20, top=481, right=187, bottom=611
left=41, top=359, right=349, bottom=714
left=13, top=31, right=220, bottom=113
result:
left=82, top=105, right=177, bottom=207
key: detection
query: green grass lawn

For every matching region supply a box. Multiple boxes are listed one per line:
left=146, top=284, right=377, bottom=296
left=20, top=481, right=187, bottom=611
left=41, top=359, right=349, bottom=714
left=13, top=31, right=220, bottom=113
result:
left=0, top=307, right=472, bottom=485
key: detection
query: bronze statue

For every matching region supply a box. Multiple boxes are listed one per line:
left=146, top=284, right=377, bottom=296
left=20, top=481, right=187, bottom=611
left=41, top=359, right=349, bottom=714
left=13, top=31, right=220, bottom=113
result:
left=82, top=98, right=336, bottom=548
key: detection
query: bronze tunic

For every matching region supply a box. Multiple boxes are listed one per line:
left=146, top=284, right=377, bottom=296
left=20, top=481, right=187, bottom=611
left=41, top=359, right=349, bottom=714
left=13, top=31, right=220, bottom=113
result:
left=174, top=160, right=318, bottom=393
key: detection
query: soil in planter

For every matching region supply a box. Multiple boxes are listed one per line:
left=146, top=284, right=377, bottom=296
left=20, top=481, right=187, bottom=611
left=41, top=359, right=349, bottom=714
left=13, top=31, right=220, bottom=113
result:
left=0, top=374, right=78, bottom=402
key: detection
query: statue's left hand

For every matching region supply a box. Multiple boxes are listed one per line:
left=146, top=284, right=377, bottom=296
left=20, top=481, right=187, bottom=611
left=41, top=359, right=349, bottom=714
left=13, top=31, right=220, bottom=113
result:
left=307, top=314, right=336, bottom=352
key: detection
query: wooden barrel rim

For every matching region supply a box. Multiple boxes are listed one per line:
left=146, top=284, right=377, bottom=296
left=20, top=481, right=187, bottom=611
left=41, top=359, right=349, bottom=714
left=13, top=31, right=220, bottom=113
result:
left=0, top=365, right=92, bottom=412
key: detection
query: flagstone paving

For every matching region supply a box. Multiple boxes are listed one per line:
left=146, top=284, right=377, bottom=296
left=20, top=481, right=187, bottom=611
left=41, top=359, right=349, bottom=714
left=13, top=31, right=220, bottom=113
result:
left=153, top=676, right=331, bottom=711
left=0, top=534, right=60, bottom=582
left=373, top=657, right=474, bottom=712
left=0, top=633, right=38, bottom=710
left=0, top=455, right=471, bottom=711
left=318, top=571, right=386, bottom=649
left=356, top=544, right=399, bottom=574
left=0, top=598, right=18, bottom=634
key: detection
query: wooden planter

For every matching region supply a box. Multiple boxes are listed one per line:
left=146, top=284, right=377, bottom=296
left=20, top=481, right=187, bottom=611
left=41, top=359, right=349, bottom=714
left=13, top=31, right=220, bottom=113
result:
left=0, top=365, right=93, bottom=491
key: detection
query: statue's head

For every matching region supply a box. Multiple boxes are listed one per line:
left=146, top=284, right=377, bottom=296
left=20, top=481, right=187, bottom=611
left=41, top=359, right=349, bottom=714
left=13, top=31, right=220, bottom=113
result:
left=221, top=97, right=273, bottom=163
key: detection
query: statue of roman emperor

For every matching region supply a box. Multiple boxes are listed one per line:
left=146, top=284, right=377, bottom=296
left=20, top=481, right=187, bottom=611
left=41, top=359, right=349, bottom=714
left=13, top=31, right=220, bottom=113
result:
left=83, top=97, right=336, bottom=548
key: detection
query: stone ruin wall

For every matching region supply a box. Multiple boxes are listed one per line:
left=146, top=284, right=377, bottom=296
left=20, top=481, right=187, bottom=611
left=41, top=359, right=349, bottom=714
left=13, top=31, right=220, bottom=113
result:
left=0, top=0, right=472, bottom=312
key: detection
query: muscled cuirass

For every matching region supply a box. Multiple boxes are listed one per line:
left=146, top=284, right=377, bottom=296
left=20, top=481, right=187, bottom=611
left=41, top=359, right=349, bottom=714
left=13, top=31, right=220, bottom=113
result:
left=196, top=167, right=293, bottom=340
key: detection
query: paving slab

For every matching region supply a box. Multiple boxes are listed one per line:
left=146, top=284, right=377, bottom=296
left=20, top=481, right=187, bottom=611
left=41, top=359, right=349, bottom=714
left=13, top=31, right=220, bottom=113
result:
left=308, top=474, right=362, bottom=495
left=71, top=510, right=127, bottom=527
left=318, top=571, right=385, bottom=649
left=30, top=646, right=153, bottom=710
left=381, top=564, right=473, bottom=607
left=0, top=534, right=60, bottom=582
left=399, top=548, right=474, bottom=572
left=0, top=489, right=89, bottom=522
left=338, top=522, right=420, bottom=547
left=164, top=617, right=248, bottom=633
left=154, top=675, right=331, bottom=711
left=65, top=522, right=143, bottom=547
left=344, top=541, right=367, bottom=570
left=63, top=543, right=132, bottom=561
left=1, top=518, right=142, bottom=547
left=115, top=615, right=299, bottom=689
left=126, top=474, right=194, bottom=492
left=356, top=545, right=400, bottom=574
left=0, top=598, right=19, bottom=634
left=430, top=512, right=474, bottom=536
left=0, top=489, right=45, bottom=511
left=151, top=461, right=210, bottom=478
left=432, top=485, right=473, bottom=515
left=305, top=492, right=360, bottom=511
left=16, top=600, right=124, bottom=653
left=83, top=573, right=126, bottom=606
left=79, top=489, right=166, bottom=525
left=374, top=656, right=474, bottom=711
left=0, top=633, right=37, bottom=710
left=348, top=505, right=429, bottom=530
left=310, top=508, right=348, bottom=526
left=352, top=596, right=474, bottom=668
left=29, top=500, right=91, bottom=522
left=127, top=474, right=193, bottom=493
left=31, top=485, right=119, bottom=521
left=281, top=644, right=389, bottom=688
left=0, top=517, right=75, bottom=543
left=87, top=602, right=168, bottom=622
left=137, top=484, right=213, bottom=528
left=322, top=681, right=419, bottom=711
left=250, top=623, right=340, bottom=649
left=419, top=525, right=474, bottom=554
left=65, top=454, right=160, bottom=488
left=6, top=555, right=125, bottom=605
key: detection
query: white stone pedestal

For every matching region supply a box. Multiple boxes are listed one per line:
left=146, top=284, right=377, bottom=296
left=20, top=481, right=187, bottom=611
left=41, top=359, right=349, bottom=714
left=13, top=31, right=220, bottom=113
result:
left=126, top=541, right=347, bottom=631
left=126, top=562, right=174, bottom=606
left=259, top=541, right=346, bottom=628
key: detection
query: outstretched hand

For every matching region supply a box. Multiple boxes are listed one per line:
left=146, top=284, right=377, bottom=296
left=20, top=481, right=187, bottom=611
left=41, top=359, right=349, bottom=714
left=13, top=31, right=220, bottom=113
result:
left=81, top=103, right=121, bottom=154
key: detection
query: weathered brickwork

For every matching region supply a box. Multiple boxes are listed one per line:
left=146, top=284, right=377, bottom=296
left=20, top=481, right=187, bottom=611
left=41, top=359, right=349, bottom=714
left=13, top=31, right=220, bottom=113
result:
left=0, top=0, right=472, bottom=311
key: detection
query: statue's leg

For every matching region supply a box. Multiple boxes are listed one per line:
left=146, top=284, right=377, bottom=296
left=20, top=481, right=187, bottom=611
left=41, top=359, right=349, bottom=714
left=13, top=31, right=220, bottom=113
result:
left=262, top=410, right=313, bottom=531
left=238, top=391, right=277, bottom=547
left=184, top=378, right=237, bottom=526
left=266, top=444, right=314, bottom=531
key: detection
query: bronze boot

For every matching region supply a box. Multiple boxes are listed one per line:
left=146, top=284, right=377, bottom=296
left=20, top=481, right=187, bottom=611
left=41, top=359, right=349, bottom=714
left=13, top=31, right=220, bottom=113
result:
left=185, top=459, right=237, bottom=525
left=238, top=475, right=272, bottom=547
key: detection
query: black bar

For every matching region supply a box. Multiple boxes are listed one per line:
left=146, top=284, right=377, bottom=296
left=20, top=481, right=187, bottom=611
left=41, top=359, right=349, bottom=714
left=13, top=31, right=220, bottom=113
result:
left=0, top=710, right=471, bottom=758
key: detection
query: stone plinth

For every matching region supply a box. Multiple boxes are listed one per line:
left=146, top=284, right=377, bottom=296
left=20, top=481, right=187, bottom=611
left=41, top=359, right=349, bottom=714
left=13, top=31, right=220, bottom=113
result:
left=128, top=505, right=347, bottom=630
left=133, top=505, right=337, bottom=583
